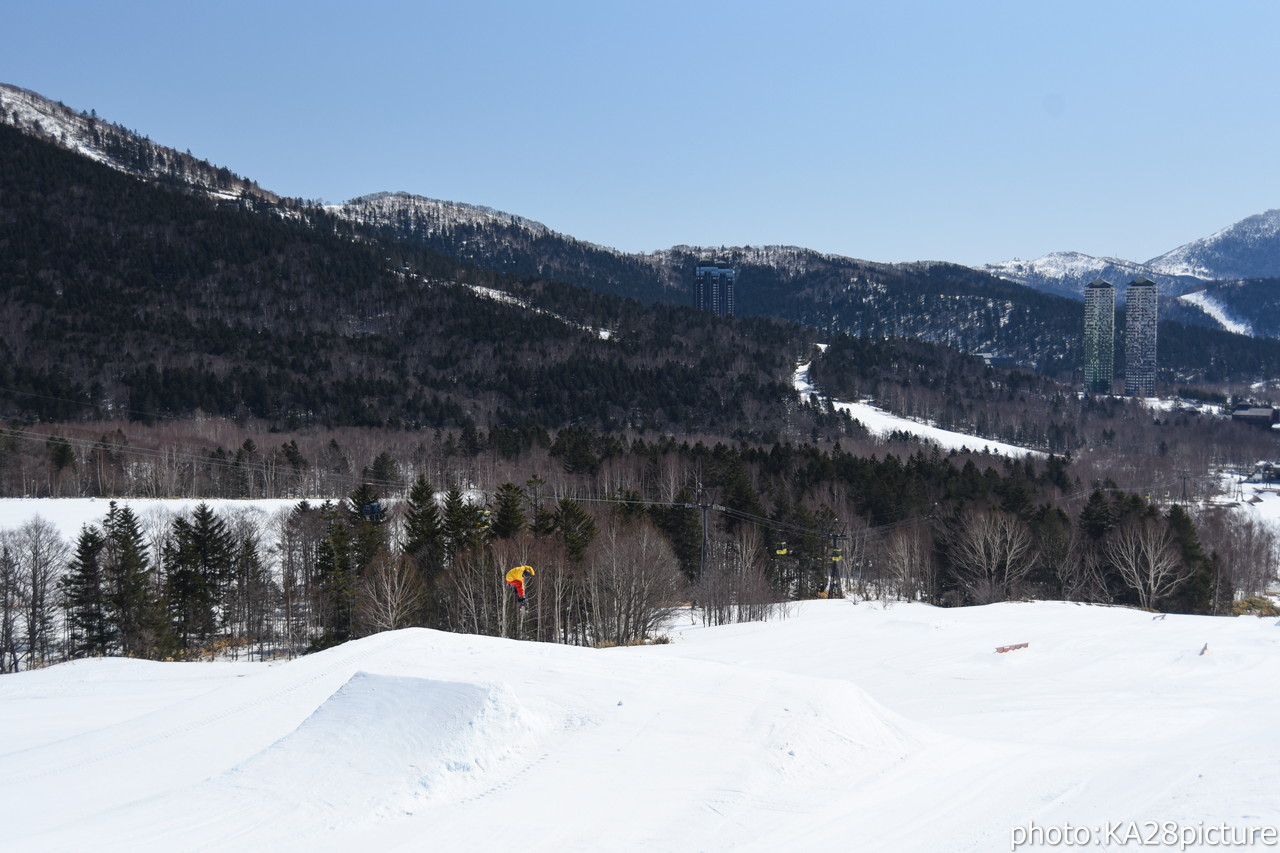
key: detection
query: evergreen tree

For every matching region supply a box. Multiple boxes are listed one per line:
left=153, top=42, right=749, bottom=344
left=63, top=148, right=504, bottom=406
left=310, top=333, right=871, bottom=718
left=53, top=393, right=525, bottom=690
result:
left=524, top=476, right=556, bottom=537
left=490, top=482, right=527, bottom=540
left=551, top=498, right=597, bottom=564
left=313, top=508, right=358, bottom=650
left=163, top=503, right=234, bottom=652
left=101, top=502, right=161, bottom=657
left=61, top=525, right=110, bottom=657
left=364, top=452, right=400, bottom=488
left=0, top=539, right=16, bottom=672
left=443, top=487, right=486, bottom=562
left=402, top=475, right=444, bottom=570
left=227, top=531, right=275, bottom=657
left=651, top=488, right=702, bottom=581
left=346, top=483, right=389, bottom=574
left=1162, top=504, right=1215, bottom=614
left=1079, top=490, right=1116, bottom=540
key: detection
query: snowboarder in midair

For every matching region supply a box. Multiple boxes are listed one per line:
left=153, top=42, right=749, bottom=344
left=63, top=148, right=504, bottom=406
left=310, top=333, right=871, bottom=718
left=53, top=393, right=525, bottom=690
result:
left=505, top=565, right=534, bottom=605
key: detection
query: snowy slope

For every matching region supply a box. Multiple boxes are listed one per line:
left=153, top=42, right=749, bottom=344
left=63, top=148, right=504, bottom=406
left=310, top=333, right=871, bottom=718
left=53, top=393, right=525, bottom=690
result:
left=1, top=601, right=1276, bottom=852
left=794, top=358, right=1042, bottom=457
left=1178, top=290, right=1254, bottom=336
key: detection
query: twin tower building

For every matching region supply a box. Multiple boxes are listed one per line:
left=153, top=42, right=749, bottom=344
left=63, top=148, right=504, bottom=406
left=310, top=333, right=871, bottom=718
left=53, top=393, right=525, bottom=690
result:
left=1084, top=278, right=1158, bottom=397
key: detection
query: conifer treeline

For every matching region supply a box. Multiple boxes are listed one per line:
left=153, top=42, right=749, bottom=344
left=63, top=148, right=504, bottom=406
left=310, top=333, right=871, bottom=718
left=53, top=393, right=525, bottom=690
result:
left=2, top=435, right=1274, bottom=672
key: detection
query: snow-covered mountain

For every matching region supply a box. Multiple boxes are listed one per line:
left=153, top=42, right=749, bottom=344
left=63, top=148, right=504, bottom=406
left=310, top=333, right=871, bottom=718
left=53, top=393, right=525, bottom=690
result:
left=980, top=251, right=1187, bottom=300
left=1147, top=208, right=1280, bottom=280
left=983, top=209, right=1280, bottom=306
left=332, top=191, right=561, bottom=242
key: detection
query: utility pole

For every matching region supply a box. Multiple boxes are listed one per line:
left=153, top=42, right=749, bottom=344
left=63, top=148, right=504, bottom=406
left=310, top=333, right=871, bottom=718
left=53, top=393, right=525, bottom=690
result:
left=685, top=482, right=724, bottom=582
left=699, top=500, right=712, bottom=581
left=826, top=528, right=846, bottom=598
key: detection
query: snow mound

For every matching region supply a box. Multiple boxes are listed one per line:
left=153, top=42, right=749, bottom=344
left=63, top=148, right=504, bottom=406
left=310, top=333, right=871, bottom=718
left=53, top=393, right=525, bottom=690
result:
left=220, top=671, right=534, bottom=811
left=17, top=669, right=541, bottom=852
left=746, top=676, right=925, bottom=789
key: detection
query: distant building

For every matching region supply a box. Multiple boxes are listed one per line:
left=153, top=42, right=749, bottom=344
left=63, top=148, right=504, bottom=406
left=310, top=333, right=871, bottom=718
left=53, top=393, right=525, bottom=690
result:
left=1232, top=406, right=1279, bottom=428
left=1083, top=279, right=1115, bottom=394
left=1124, top=278, right=1158, bottom=397
left=695, top=263, right=735, bottom=317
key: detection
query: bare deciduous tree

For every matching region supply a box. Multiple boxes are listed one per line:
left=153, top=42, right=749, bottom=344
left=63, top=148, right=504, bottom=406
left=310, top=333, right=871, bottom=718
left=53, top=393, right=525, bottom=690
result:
left=1104, top=516, right=1188, bottom=610
left=13, top=518, right=69, bottom=669
left=359, top=551, right=426, bottom=633
left=882, top=521, right=936, bottom=603
left=0, top=534, right=18, bottom=672
left=583, top=521, right=684, bottom=646
left=1196, top=508, right=1279, bottom=601
left=1054, top=533, right=1110, bottom=603
left=695, top=527, right=780, bottom=627
left=944, top=509, right=1035, bottom=604
left=274, top=503, right=328, bottom=657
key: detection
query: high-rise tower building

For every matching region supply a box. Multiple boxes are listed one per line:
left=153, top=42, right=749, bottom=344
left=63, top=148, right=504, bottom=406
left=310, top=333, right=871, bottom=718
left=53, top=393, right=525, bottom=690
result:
left=1124, top=278, right=1158, bottom=397
left=1083, top=279, right=1115, bottom=394
left=695, top=263, right=735, bottom=317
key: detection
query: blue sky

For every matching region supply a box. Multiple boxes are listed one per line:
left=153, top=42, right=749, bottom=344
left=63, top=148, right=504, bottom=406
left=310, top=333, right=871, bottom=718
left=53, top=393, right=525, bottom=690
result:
left=4, top=1, right=1279, bottom=266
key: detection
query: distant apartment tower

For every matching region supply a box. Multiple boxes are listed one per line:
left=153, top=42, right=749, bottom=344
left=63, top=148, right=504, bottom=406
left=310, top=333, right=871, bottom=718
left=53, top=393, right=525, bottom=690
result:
left=1082, top=279, right=1115, bottom=394
left=1124, top=277, right=1159, bottom=397
left=695, top=262, right=735, bottom=317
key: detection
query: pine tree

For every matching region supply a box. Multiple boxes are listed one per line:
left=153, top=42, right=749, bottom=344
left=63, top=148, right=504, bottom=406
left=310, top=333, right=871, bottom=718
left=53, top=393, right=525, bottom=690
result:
left=101, top=502, right=162, bottom=657
left=651, top=488, right=702, bottom=581
left=1162, top=504, right=1214, bottom=614
left=490, top=482, right=527, bottom=539
left=552, top=498, right=597, bottom=564
left=163, top=503, right=234, bottom=652
left=402, top=475, right=444, bottom=569
left=346, top=484, right=388, bottom=574
left=61, top=525, right=110, bottom=657
left=1079, top=489, right=1116, bottom=540
left=1, top=538, right=20, bottom=672
left=313, top=509, right=358, bottom=650
left=443, top=487, right=486, bottom=563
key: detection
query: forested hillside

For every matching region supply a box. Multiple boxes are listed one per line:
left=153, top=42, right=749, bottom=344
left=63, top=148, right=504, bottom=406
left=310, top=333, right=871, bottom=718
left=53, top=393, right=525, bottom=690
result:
left=0, top=123, right=815, bottom=439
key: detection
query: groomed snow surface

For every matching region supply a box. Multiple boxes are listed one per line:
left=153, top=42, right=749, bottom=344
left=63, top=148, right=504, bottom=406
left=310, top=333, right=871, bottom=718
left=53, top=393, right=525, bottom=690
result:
left=1, top=600, right=1277, bottom=852
left=793, top=358, right=1042, bottom=457
left=1178, top=291, right=1255, bottom=337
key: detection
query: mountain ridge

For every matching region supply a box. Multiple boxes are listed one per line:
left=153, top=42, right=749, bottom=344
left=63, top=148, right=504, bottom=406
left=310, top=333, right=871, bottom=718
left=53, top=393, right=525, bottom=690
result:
left=982, top=208, right=1280, bottom=306
left=8, top=80, right=1280, bottom=379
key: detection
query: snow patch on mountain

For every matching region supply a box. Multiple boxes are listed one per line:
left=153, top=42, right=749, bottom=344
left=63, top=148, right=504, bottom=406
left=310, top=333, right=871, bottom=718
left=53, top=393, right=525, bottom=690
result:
left=984, top=251, right=1116, bottom=282
left=1, top=83, right=273, bottom=205
left=464, top=284, right=611, bottom=340
left=0, top=83, right=115, bottom=167
left=332, top=192, right=556, bottom=238
left=1178, top=290, right=1254, bottom=336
